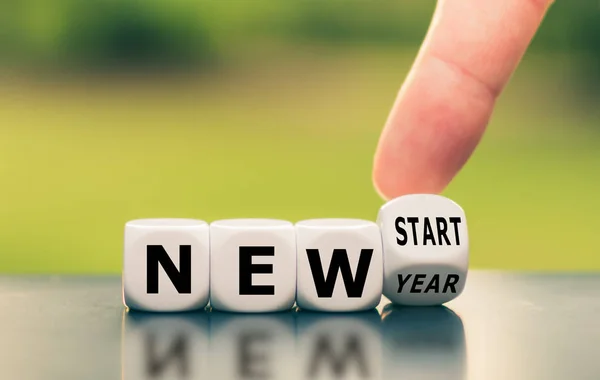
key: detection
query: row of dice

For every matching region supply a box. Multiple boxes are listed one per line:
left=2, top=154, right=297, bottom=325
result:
left=122, top=194, right=469, bottom=313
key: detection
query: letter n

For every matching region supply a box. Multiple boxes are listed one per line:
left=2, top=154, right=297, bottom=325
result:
left=146, top=245, right=192, bottom=294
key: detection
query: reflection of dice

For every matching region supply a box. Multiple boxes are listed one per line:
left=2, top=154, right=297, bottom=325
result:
left=122, top=311, right=210, bottom=380
left=210, top=219, right=296, bottom=313
left=295, top=310, right=383, bottom=380
left=377, top=194, right=469, bottom=306
left=209, top=312, right=296, bottom=380
left=122, top=219, right=210, bottom=312
left=296, top=219, right=383, bottom=312
left=380, top=304, right=466, bottom=379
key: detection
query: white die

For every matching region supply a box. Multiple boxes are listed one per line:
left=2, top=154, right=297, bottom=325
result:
left=122, top=219, right=210, bottom=312
left=377, top=194, right=469, bottom=306
left=296, top=219, right=383, bottom=312
left=209, top=219, right=296, bottom=313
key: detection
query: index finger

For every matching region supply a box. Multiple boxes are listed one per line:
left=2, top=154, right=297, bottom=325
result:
left=373, top=0, right=554, bottom=200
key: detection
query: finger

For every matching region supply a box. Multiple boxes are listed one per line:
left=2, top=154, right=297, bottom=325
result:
left=373, top=0, right=554, bottom=200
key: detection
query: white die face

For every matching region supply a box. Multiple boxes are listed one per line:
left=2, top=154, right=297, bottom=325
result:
left=209, top=219, right=296, bottom=313
left=296, top=219, right=383, bottom=312
left=122, top=219, right=210, bottom=312
left=122, top=311, right=210, bottom=380
left=377, top=194, right=469, bottom=306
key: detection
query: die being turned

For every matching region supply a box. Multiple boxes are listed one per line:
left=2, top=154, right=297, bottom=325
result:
left=377, top=194, right=469, bottom=306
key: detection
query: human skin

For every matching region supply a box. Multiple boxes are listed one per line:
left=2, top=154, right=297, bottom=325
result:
left=373, top=0, right=555, bottom=200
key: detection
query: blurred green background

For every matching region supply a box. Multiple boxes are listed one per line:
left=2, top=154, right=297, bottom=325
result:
left=0, top=1, right=598, bottom=273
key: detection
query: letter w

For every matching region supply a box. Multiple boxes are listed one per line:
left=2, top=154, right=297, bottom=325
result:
left=306, top=249, right=373, bottom=298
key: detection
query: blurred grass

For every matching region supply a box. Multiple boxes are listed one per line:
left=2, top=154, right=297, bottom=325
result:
left=0, top=46, right=599, bottom=273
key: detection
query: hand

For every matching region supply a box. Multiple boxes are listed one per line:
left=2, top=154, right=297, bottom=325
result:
left=373, top=0, right=554, bottom=200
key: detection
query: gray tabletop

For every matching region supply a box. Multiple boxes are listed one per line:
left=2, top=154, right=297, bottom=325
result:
left=0, top=271, right=598, bottom=380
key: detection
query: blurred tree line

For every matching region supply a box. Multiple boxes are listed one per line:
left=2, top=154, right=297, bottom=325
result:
left=0, top=0, right=598, bottom=80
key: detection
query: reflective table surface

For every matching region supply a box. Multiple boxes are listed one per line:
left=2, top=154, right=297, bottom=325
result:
left=0, top=271, right=598, bottom=380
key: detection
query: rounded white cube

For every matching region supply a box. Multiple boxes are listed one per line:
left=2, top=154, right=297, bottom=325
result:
left=296, top=219, right=383, bottom=312
left=377, top=194, right=469, bottom=306
left=122, top=218, right=210, bottom=312
left=209, top=219, right=296, bottom=313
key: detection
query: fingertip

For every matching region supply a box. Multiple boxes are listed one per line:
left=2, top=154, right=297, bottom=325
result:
left=372, top=159, right=391, bottom=201
left=372, top=129, right=399, bottom=201
left=372, top=0, right=553, bottom=202
left=373, top=142, right=450, bottom=202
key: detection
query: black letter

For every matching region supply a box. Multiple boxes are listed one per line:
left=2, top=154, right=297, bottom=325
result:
left=406, top=217, right=419, bottom=245
left=395, top=217, right=407, bottom=246
left=397, top=274, right=412, bottom=293
left=443, top=274, right=460, bottom=293
left=410, top=274, right=426, bottom=293
left=146, top=333, right=188, bottom=377
left=238, top=332, right=270, bottom=379
left=422, top=218, right=436, bottom=246
left=307, top=249, right=373, bottom=298
left=147, top=245, right=191, bottom=294
left=436, top=217, right=450, bottom=245
left=307, top=335, right=368, bottom=378
left=239, top=246, right=275, bottom=295
left=424, top=274, right=440, bottom=293
left=449, top=217, right=462, bottom=245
